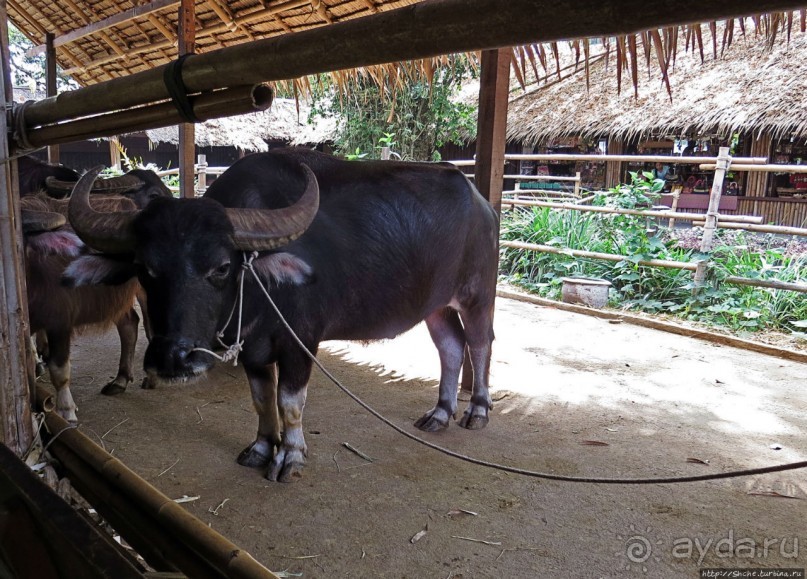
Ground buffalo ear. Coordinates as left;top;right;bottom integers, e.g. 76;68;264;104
62;256;137;287
252;252;314;286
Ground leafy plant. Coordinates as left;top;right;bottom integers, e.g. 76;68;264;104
310;56;477;161
500;175;806;335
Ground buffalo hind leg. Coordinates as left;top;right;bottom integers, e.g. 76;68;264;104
267;350;312;482
238;363;280;468
415;308;466;431
46;330;78;424
101;308;138;395
458;305;494;430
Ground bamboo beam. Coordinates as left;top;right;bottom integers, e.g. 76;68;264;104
26;0;807;133
23;84;273;148
45;32;59;164
700;163;807;173
691;220;807;236
506;198;764;224
502;240;699;271
179;0;196;200
725;277;807;293
505;154;768;164
36;388;279;578
27;0;180;56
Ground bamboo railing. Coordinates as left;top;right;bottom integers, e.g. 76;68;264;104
452;151;807;294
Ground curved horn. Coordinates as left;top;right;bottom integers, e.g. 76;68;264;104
226;163;320;251
47;173;145;194
20;209;66;233
44;176;77;193
68;166;138;253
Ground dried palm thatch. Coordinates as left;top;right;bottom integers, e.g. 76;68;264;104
507;15;807;146
7;0;807;103
143;97;337;150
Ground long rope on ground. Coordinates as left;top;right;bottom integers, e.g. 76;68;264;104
242;254;807;485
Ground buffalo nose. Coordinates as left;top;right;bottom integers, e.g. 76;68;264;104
172;339;193;366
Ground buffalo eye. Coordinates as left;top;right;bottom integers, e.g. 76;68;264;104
207;261;231;283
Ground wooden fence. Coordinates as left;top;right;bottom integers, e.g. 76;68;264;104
453;149;807;294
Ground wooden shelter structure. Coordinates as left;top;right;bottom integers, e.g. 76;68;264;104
3;0;807;573
507;20;807;227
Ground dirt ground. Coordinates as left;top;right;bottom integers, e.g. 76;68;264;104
55;294;805;579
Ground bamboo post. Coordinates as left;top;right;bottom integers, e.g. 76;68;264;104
195;153;207;196
381;146;391;160
178;0;196;200
45;32;59;164
109;136;121;170
0;6;33;456
667;188;681;229
574;171;581;199
693;146;731;289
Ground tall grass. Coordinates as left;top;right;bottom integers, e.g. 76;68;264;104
499;173;807;337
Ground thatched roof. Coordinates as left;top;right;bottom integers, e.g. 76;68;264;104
507;22;807;145
8;0;422;87
144;98;337;150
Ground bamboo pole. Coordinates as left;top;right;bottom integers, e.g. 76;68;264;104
23;84;273;149
18;0;807;134
724;277;807;293
505;198;764;224
505;154;767;164
691;220;807;236
501;240;698;271
501;241;807;293
0;6;33;457
700;163;807;173
36;387;278;579
692;147;731;289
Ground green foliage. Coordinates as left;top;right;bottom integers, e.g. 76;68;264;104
8;24;78;92
500;173;807;336
310;57;477;161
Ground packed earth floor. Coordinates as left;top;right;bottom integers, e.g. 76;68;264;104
55;295;806;578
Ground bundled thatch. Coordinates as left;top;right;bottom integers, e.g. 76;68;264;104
144;98;337;151
507;22;807;145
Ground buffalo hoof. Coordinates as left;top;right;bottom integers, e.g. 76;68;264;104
267;448;306;483
414;407;452;432
101;381;127;396
458;407;489;430
140;376;157;390
237;443;273;468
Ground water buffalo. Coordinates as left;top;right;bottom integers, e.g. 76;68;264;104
21;195;142;422
17;155;80;197
64;148;499;482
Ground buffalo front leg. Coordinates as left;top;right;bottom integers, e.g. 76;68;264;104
238;363;280;469
46;330;78;424
267;351;312;483
458;305;494;430
101;308;138;395
415;308;466;431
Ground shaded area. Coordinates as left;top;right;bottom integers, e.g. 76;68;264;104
54;296;807;577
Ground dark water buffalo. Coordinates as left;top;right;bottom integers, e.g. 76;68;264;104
21;195;142;422
17;155;80;197
64;148;499;481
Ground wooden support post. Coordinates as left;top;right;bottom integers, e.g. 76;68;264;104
45;32;59;163
605;137;624;189
693;146;731;290
0;3;34;456
461;48;511;394
195;153;207;195
109;136;121;170
178;0;196;199
573;171;581;198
